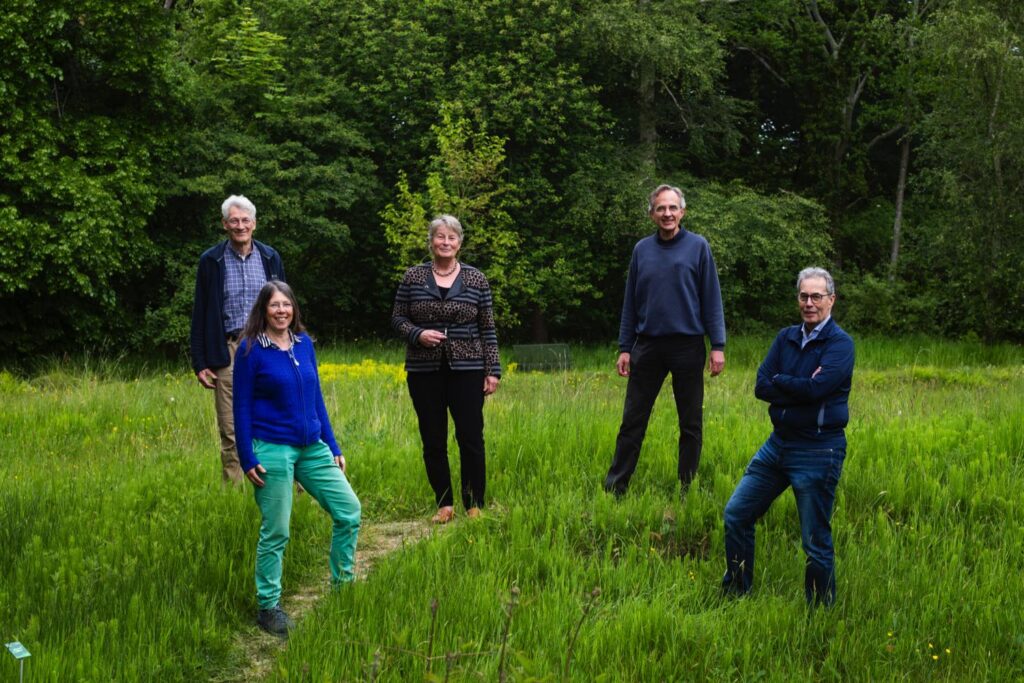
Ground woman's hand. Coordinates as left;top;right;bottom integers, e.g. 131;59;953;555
246;464;267;488
418;329;447;348
483;375;500;396
334;454;347;473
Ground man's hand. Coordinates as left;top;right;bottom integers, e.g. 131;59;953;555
196;368;217;389
616;352;631;377
334;455;347;473
708;350;725;377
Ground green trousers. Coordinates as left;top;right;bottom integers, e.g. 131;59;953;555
252;439;361;609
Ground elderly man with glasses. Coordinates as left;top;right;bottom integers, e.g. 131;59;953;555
190;195;286;484
722;266;854;606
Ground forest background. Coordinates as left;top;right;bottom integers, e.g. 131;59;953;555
2;0;1022;361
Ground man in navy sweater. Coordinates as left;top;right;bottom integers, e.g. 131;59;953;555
604;184;726;497
722;267;854;606
190;195;286;484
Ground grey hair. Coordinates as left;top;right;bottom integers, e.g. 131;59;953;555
427;214;464;246
221;195;257;220
647;184;686;213
797;267;835;295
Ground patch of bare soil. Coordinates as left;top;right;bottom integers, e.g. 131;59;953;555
222;518;433;682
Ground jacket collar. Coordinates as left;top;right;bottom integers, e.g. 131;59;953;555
256;330;301;349
214;239;272;263
785;317;836;345
423;262;466;298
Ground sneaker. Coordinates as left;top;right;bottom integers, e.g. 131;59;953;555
257;605;294;638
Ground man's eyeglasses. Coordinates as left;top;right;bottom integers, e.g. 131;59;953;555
798;292;831;304
226;217;253;227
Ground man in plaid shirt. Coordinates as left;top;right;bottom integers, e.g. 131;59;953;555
190;195;286;484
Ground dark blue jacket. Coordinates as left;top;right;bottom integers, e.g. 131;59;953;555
755;318;854;449
189;240;285;373
232;333;340;473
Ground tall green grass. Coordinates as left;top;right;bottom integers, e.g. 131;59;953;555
1;338;1022;681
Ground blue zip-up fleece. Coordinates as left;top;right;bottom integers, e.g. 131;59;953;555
232;333;340;473
618;229;726;352
754;319;854;450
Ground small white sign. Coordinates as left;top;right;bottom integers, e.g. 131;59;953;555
5;641;31;660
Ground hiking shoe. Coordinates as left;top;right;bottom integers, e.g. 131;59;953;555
257;605;294;638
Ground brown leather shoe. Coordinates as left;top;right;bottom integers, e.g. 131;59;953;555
466;507;482;519
431;506;455;524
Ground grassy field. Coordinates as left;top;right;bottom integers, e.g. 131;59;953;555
1;337;1022;681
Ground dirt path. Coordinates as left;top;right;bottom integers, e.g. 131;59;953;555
223;519;433;682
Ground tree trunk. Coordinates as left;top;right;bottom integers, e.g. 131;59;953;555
638;58;657;168
889;133;910;281
530;307;549;344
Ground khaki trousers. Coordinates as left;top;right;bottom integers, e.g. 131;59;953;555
214;338;244;484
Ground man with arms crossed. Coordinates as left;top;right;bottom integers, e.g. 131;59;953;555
191;195;286;484
604;184;726;498
722;267;854;606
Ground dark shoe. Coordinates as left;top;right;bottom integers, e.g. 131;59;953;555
603;480;626;500
257;605;294;638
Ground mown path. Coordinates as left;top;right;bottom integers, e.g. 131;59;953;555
225;519;433;682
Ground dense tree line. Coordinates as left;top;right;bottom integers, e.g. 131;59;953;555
2;0;1021;360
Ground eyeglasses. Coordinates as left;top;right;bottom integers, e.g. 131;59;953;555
798;292;831;304
226;217;253;227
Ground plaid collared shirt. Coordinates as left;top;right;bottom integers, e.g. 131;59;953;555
223;245;268;335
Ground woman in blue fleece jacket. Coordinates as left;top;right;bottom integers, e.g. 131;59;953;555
233;281;361;638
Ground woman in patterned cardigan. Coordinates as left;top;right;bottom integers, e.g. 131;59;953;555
391;215;502;524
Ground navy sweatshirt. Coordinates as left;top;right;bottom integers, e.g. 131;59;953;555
232;333;340;473
618;228;726;352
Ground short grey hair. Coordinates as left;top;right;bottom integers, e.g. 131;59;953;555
221;195;257;220
797;267;835;295
427;214;464;245
647;184;686;213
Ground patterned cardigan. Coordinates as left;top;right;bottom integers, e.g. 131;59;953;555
391;263;502;377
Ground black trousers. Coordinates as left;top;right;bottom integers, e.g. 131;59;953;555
407;364;487;509
605;335;706;495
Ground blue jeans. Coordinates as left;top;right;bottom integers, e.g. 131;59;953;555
722;437;845;605
252;439;362;609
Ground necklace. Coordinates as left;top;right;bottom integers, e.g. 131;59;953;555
432;260;459;277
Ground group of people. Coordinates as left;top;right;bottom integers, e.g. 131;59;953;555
190;185;853;638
